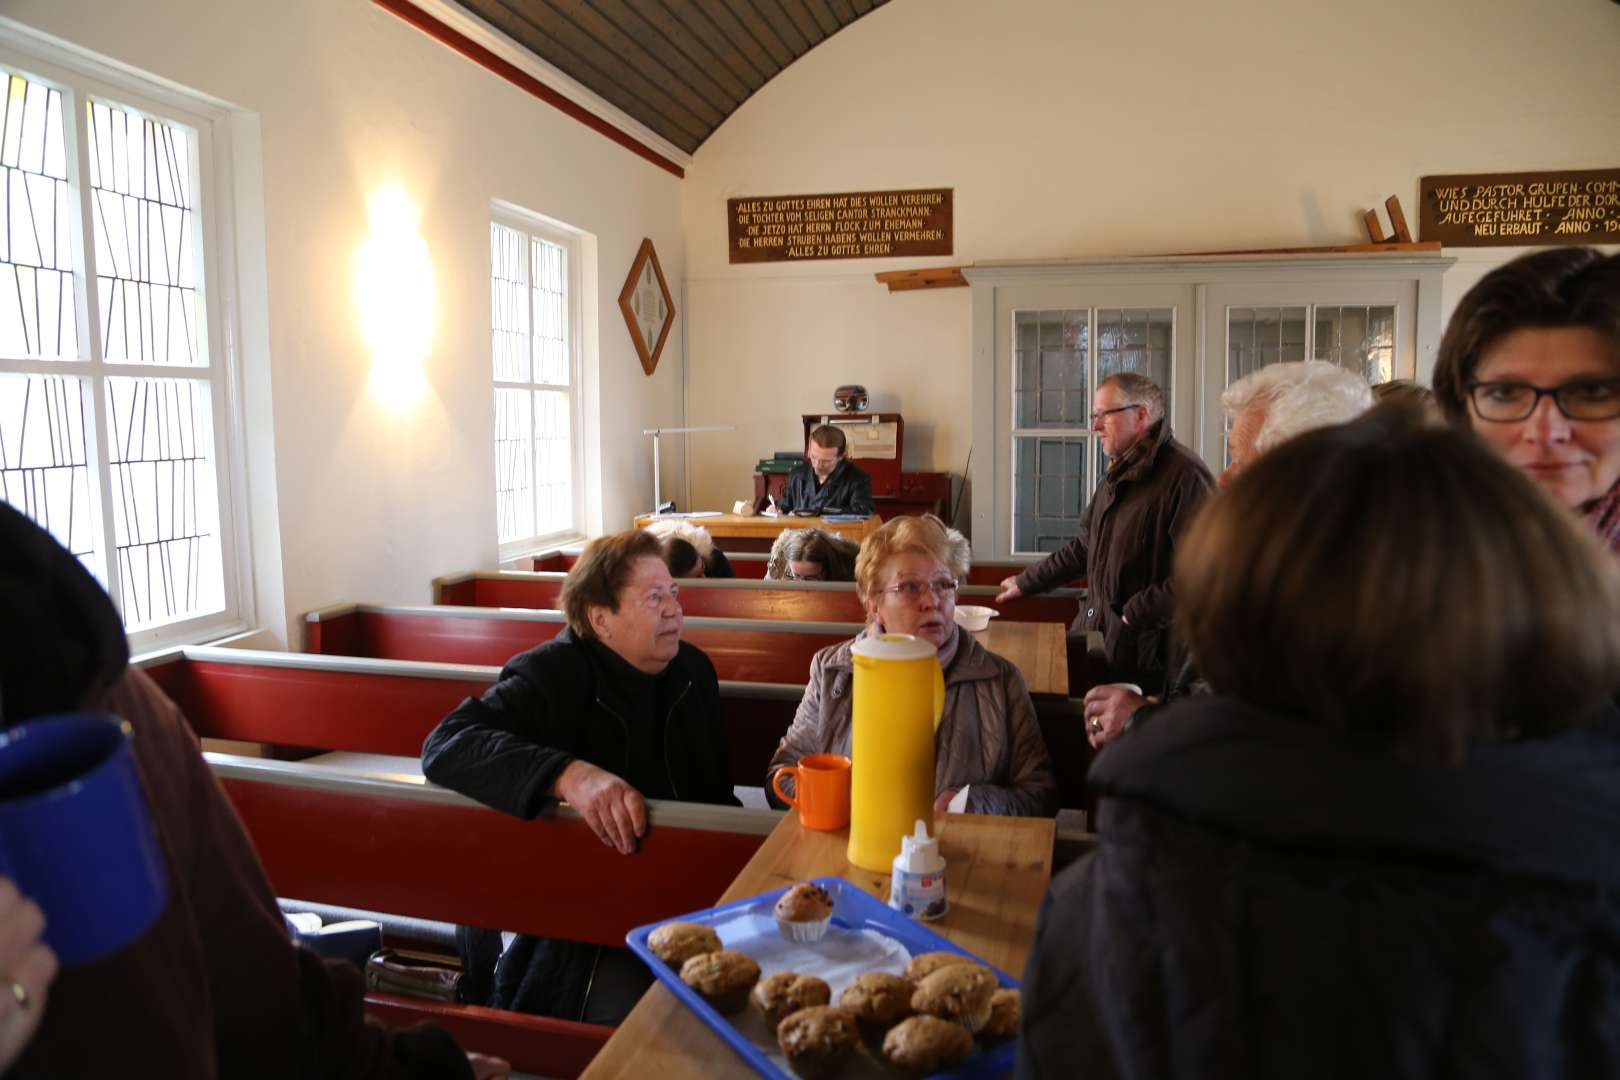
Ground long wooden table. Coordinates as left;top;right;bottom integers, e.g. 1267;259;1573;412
975;621;1068;698
634;512;881;544
581;809;1055;1078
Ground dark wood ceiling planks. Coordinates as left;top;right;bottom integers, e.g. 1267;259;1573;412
451;0;891;154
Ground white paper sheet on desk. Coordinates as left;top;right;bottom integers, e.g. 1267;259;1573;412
708;904;912;1077
946;785;972;814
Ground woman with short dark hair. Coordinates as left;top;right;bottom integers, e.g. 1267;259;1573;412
1017;411;1620;1078
424;529;736;1022
1433;246;1620;549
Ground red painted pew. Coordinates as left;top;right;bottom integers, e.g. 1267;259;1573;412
528;548;1078;588
304;604;859;685
142;647;803;789
435;571;1084;626
208;754;777;1077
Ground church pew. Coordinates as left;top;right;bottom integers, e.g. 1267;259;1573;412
141;647;802;789
208;754;778;1077
528;548;1075;588
303;604;859;685
434;571;1084;626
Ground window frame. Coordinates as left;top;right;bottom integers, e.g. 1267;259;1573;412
490;203;585;561
0;37;255;653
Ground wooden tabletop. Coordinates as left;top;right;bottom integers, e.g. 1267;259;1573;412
580;809;1055;1079
975;621;1068;697
634;512;880;542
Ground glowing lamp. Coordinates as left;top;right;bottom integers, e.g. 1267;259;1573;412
355;187;433;407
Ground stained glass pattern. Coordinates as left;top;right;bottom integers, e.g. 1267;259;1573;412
494;387;533;544
0;372;101;576
534;388;571;537
0;71;77;360
491;223;528;383
1228;307;1308;382
1013;436;1087;554
1315;305;1395;384
88;97;201;367
532;237;567;385
104;376;222;630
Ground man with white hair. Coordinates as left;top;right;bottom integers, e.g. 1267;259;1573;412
1080;361;1373;745
1219;360;1374;486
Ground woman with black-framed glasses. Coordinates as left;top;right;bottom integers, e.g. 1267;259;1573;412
1434;247;1620;549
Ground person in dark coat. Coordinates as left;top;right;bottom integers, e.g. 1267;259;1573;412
1017;410;1620;1080
998;373;1214;702
0;502;503;1078
421;529;737;1022
778;424;875;515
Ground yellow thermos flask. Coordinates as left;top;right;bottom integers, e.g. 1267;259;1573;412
847;633;946;873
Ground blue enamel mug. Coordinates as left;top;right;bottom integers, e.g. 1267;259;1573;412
0;712;169;965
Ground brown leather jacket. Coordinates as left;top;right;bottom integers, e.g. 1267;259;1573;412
1015;419;1213;696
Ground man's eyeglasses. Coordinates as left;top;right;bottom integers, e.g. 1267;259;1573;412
1092;403;1143;427
1467;379;1620;423
880;577;959;602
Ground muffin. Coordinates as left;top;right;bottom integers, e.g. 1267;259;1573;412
836;970;915;1047
647;921;721;968
911;963;997;1032
983;986;1021;1039
882;1014;975;1075
775;1005;860;1079
679;949;761;1015
751;971;831;1030
903;950;975;983
773;882;835;943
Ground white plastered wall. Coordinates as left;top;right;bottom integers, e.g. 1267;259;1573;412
682;0;1620;520
3;0;687;645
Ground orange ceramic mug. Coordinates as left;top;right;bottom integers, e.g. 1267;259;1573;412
771;753;852;831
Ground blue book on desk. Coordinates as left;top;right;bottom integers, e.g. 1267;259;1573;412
821;514;869;523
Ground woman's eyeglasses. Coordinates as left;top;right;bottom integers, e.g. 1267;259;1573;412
881;577;959;602
1467;379;1620;422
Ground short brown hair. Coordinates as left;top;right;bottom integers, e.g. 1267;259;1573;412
1432;247;1620;426
559;529;663;638
808;424;847;456
1176;409;1620;764
1099;372;1165;421
854;514;970;606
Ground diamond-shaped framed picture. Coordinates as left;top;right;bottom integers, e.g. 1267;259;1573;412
619;238;675;376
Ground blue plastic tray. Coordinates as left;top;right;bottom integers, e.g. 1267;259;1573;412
626;876;1019;1079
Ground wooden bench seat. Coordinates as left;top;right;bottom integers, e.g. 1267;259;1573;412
142;647;802;789
436;571;1084;626
303;604;859;684
208;754;778;1077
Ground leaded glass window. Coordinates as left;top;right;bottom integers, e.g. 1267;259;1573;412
0;59;232;641
492;216;579;551
1011;307;1174;554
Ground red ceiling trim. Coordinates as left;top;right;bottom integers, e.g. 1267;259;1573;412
371;0;686;179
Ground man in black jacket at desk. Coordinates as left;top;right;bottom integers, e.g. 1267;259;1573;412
779;424;874;515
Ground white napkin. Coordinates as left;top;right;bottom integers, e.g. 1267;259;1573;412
946;785;972;814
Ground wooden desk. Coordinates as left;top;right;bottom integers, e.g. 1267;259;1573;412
581;810;1055;1079
976;621;1068;697
635;513;881;545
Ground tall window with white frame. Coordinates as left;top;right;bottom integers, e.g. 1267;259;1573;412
491;215;580;555
0;61;234;641
1010;307;1172;553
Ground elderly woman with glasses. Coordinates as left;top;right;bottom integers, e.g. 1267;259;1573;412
1433;247;1620;549
766;515;1059;817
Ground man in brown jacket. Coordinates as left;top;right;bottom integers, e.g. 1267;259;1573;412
997;373;1213;708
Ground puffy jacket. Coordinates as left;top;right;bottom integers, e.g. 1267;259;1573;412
1017;695;1620;1080
766;628;1059;817
1015;419;1213;695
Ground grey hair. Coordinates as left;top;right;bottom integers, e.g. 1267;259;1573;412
1222;361;1373;456
1099;372;1166;422
641;518;715;558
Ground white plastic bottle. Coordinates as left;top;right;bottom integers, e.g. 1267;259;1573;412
888;819;947;921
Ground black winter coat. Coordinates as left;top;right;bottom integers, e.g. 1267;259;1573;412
1017;696;1620;1080
421;628;737;1019
1015;419;1212;695
779;458;874;515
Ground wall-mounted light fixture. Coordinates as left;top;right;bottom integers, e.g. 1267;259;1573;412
355;186;433;408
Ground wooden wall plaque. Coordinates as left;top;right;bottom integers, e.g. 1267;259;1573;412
728;188;952;264
1420;168;1620;247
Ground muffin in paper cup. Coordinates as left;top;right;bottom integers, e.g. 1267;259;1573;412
773;881;837;943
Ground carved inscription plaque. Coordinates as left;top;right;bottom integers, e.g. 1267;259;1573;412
1420;168;1620;247
728;188;953;264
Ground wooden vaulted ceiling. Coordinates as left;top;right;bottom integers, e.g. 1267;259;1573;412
451;0;892;155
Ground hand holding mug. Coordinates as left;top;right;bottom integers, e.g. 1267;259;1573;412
0;877;57;1072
